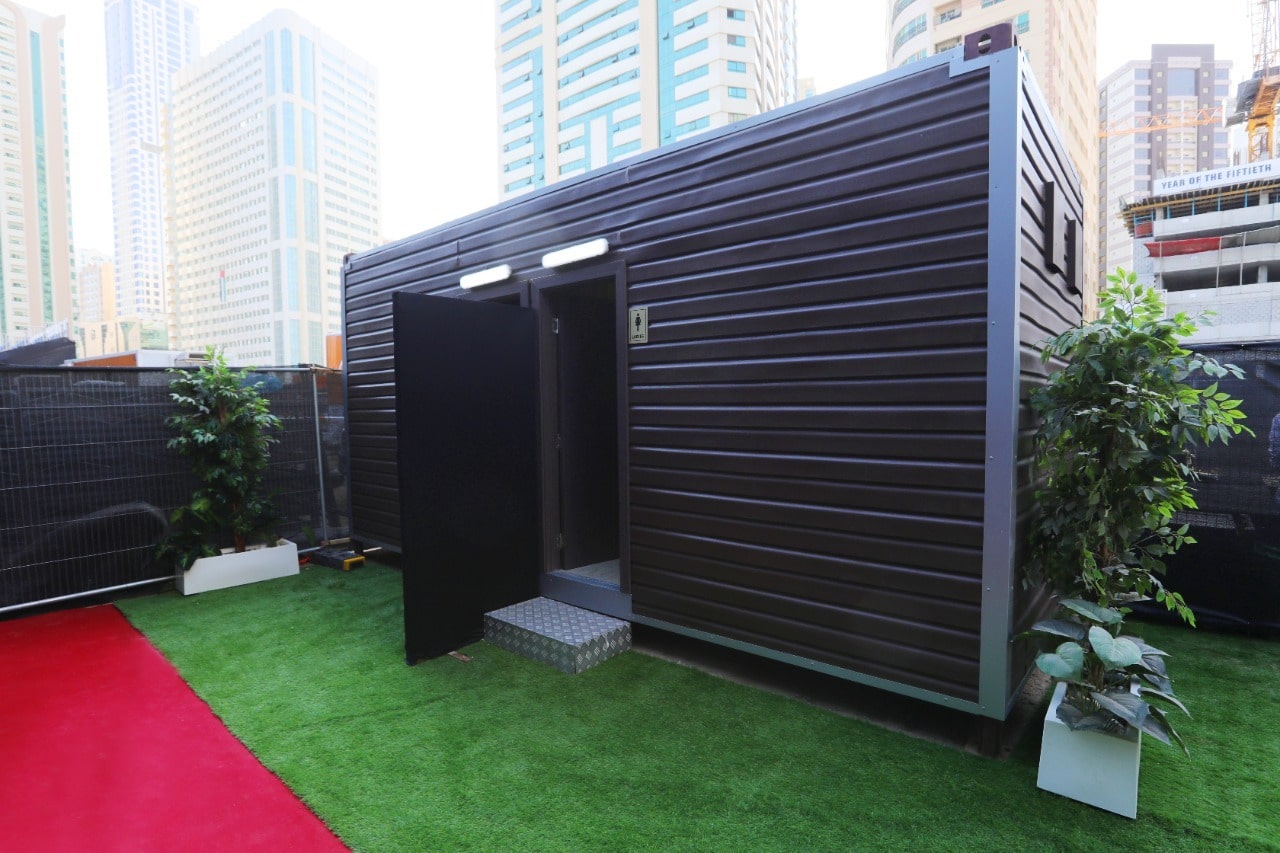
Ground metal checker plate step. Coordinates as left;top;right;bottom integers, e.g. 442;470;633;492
484;597;631;675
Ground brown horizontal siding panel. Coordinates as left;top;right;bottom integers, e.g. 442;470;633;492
623;66;982;183
629;377;986;406
348;440;395;463
634;563;979;656
343;261;462;304
630;425;985;463
628;200;988;284
345;340;394;362
651;260;990;322
344;404;395;423
631;506;983;574
347;381;397;400
353;464;399;489
630;486;983;548
632;545;980;630
629;232;989;303
346;281;460;316
629;464;984;518
630;404;986;433
345;326;396;349
631;526;981;602
615;143;990;267
622;167;989;263
630;347;987;384
347;355;394;376
630;446;982;489
344;237;459;281
446;75;991;260
631;585;980;699
355;86;993;305
350;489;402;516
1018;273;1079;341
1020;87;1084;214
651;290;987;343
629;319;989;364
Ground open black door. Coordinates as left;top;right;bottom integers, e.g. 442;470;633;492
393;291;539;662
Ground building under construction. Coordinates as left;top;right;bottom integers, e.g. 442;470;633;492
1120;159;1280;343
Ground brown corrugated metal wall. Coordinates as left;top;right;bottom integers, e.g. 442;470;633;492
1007;68;1087;697
343;45;1080;710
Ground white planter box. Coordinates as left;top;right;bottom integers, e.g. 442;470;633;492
1037;682;1142;819
177;540;299;595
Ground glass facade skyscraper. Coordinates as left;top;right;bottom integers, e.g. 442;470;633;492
104;0;199;348
497;0;797;199
167;10;380;365
0;1;75;346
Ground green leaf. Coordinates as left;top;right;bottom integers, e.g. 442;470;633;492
1090;689;1149;730
1137;685;1190;717
1036;642;1085;680
1027;619;1087;641
1061;599;1124;625
1089;626;1144;668
1143;705;1190;757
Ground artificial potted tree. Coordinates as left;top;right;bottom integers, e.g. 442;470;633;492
1026;269;1251;817
161;347;297;594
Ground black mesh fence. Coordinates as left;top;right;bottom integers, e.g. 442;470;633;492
0;367;348;612
1153;344;1280;630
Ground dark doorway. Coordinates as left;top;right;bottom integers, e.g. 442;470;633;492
540;273;620;581
393;291;539;662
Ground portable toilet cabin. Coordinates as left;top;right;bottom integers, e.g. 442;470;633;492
342;27;1083;722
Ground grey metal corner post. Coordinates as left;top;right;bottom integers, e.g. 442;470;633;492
309;367;330;545
976;46;1025;718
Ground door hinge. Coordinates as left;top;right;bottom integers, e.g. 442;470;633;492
555;433;562;449
551;317;560;334
555;532;564;549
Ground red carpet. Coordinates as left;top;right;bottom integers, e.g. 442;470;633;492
0;605;348;852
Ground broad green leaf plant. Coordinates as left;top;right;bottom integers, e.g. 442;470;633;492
1026;268;1252;753
160;347;283;571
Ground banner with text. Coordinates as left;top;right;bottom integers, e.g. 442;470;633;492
1153;159;1280;197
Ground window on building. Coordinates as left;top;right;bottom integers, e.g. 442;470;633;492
981;0;1005;6
1014;12;1029;34
893;15;927;52
728;60;746;72
728;34;746;47
891;0;917;17
727;9;745;20
1168;68;1195;96
897;49;927;67
728;87;747;98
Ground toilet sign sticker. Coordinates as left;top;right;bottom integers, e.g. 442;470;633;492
628;306;648;344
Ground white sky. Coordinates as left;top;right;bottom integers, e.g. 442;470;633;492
26;0;1258;256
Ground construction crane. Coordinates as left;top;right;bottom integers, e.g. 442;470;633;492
1098;107;1225;138
1229;0;1280;161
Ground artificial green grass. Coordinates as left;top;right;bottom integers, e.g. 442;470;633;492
117;564;1280;851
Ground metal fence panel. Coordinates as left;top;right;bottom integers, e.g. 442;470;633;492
0;366;348;612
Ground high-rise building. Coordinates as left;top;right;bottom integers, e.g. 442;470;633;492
104;0;199;349
497;0;797;199
1098;46;1232;283
887;0;1099;307
74;250;126;357
167;10;380;365
0;1;75;346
